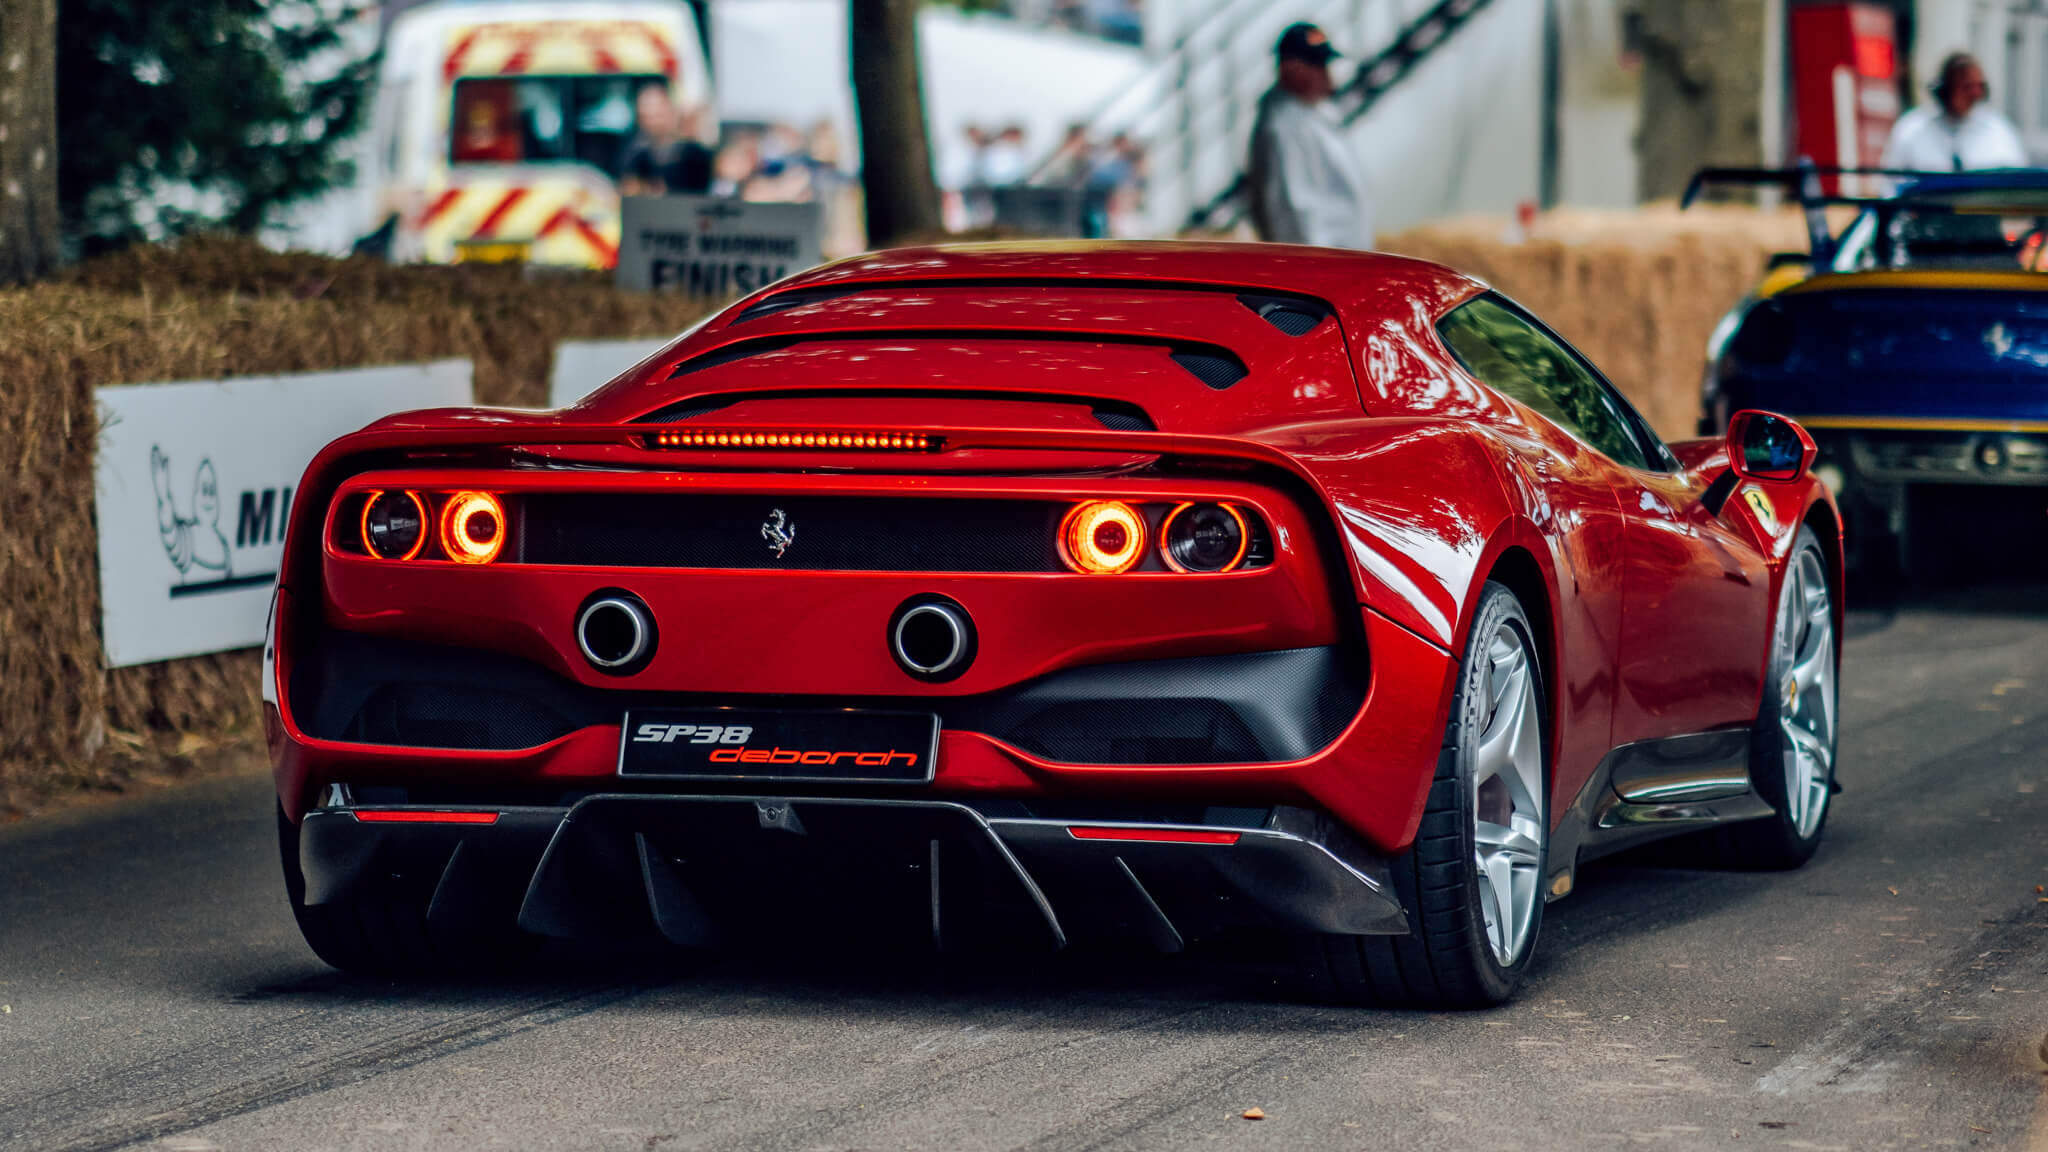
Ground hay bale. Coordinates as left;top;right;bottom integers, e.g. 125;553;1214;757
1;238;726;812
1386;205;1805;439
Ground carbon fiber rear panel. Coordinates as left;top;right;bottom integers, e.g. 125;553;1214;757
518;494;1067;573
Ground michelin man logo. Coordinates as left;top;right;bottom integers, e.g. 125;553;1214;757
151;445;232;582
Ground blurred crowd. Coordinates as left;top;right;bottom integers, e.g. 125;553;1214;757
609;81;862;254
1001;0;1145;46
943;122;1147;237
614;83;851;208
616;85;1153;244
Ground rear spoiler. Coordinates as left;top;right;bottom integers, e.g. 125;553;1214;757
1682;163;2048;264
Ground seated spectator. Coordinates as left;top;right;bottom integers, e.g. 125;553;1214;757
617;81;714;196
711;131;762;198
979;125;1030;187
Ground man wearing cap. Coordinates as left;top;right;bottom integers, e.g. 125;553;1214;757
1880;52;2027;172
1247;23;1373;249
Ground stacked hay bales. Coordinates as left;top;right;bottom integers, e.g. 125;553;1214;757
0;240;724;810
1383;205;1807;439
0;214;1800;811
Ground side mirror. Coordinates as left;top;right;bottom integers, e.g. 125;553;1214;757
1727;409;1815;483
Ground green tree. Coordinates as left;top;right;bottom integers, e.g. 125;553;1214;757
57;0;374;249
0;0;62;284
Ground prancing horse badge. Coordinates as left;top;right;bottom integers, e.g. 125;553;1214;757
761;509;796;558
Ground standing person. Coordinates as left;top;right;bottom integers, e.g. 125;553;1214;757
1041;124;1094;188
1881;52;2028;172
1084;131;1140;238
617;81;715;196
1247;23;1372;249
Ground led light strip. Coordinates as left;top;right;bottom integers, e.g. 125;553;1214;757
646;429;944;451
1067;826;1241;845
353;810;501;825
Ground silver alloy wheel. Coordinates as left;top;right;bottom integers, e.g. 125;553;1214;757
1776;545;1837;839
1471;621;1545;968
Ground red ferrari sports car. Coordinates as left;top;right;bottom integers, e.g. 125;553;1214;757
266;242;1842;1006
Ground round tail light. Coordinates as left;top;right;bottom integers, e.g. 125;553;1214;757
360;490;427;560
440;491;506;565
1161;503;1249;573
1059;500;1145;574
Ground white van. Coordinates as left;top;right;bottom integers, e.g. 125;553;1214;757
362;0;711;267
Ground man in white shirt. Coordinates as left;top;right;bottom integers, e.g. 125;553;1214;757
1247;23;1373;249
1881;52;2029;172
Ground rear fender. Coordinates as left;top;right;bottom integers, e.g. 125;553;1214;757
1259;418;1532;654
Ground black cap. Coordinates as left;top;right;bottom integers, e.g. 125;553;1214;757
1276;22;1339;65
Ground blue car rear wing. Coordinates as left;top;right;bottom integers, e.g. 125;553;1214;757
1682;163;2048;266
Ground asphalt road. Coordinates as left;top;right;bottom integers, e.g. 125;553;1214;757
3;591;2046;1152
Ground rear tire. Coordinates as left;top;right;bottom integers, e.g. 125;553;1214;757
1296;582;1548;1008
278;804;534;977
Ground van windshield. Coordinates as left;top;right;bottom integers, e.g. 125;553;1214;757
451;75;664;174
1833;187;2048;273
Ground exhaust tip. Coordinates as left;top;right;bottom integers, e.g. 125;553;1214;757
890;597;975;682
576;593;656;675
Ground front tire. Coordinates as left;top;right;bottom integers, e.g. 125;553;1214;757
1720;525;1839;868
1297;582;1548;1007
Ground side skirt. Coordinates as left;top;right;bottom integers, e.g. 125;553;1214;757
1544;729;1777;900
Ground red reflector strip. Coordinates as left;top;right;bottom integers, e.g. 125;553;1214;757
352;810;501;825
1067;826;1241;845
645;429;943;452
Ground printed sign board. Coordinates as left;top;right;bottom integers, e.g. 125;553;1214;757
549;338;674;408
94;361;473;668
616;196;824;296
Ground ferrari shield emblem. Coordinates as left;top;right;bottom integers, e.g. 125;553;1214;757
1741;488;1780;535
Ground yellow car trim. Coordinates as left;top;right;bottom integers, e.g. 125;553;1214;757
1755;264;1812;298
1779;270;2048;294
1798;415;2048;434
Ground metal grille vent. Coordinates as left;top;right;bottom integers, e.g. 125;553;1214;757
1170;350;1249;390
731;286;866;325
1237;294;1328;336
1092;407;1154;431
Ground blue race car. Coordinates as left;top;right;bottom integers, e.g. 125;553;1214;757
1693;167;2048;575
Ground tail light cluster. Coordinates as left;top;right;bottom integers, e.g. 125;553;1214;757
328;486;1265;575
1057;500;1265;575
338;489;508;564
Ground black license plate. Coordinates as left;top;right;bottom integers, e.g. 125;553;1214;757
618;708;939;783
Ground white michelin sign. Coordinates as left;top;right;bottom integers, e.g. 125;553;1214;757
94;360;474;668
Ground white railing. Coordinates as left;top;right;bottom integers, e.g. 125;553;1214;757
1029;0;1482;235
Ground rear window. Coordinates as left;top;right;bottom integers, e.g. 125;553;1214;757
451;75;660;173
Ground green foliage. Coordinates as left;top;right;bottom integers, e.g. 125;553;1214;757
57;0;375;249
